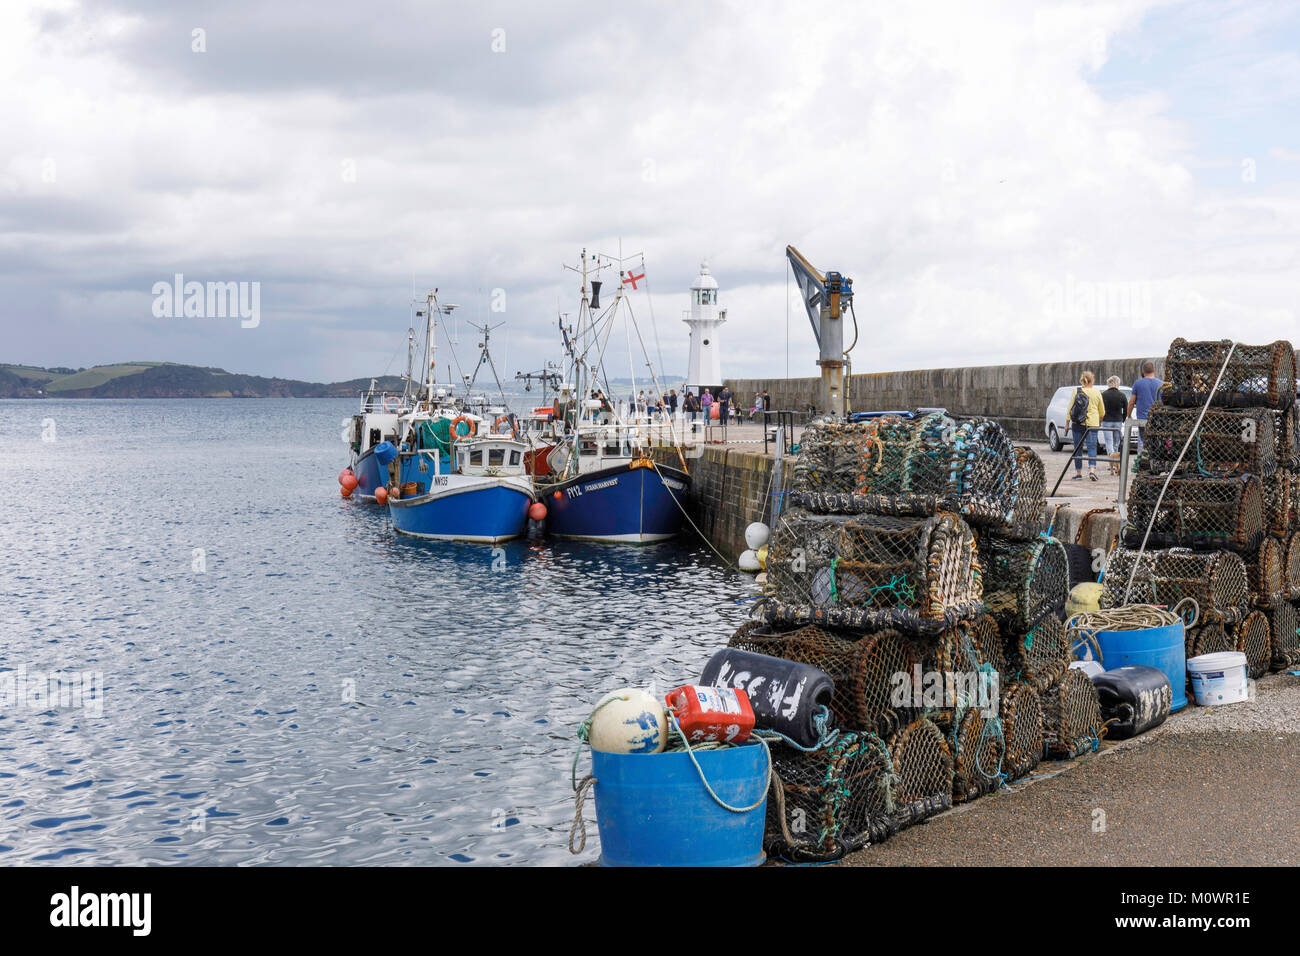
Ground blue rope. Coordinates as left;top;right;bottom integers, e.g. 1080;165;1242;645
754;705;838;753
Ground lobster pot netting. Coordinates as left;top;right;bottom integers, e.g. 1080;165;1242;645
886;718;954;826
971;613;1007;681
1276;407;1300;470
765;732;897;862
1162;338;1296;410
1261;471;1293;539
1002;446;1047;541
1232;610;1272;680
1265;601;1300;670
1187;622;1234;659
1004;615;1070;692
1287;532;1300;599
728;623;919;738
1123;474;1265;553
758;509;983;635
1041;669;1104;760
979;536;1069;634
787;415;1019;531
1101;546;1248;623
1246;536;1286;606
1142;406;1277;477
910;623;998;733
1000;682;1044;782
950;707;1006;803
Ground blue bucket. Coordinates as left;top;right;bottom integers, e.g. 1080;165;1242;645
373;441;398;466
1073;621;1187;712
592;742;768;867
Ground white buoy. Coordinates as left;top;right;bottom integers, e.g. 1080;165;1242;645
738;549;761;572
588;689;667;754
744;522;770;551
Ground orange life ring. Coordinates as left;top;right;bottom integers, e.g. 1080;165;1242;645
383;396;401;413
450;415;477;439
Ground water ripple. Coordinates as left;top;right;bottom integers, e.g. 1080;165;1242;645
0;399;752;864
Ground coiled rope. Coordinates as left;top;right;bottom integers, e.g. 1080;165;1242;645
1064;600;1196;667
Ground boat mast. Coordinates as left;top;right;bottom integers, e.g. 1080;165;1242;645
403;327;415;406
423;290;437;407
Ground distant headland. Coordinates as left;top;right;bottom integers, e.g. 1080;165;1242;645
0;362;404;399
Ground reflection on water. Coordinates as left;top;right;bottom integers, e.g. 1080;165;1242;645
0;399;752;864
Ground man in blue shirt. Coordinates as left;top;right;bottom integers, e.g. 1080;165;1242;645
1127;361;1163;443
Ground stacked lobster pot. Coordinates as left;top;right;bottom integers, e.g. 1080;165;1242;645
1120;338;1300;676
976;450;1085;765
739;412;1084;862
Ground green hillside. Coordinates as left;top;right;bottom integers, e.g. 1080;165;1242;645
1;364;62;384
42;363;163;392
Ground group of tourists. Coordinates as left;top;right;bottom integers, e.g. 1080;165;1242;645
608;386;773;424
1068;361;1163;481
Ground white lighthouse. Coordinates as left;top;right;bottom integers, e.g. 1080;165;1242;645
684;261;725;389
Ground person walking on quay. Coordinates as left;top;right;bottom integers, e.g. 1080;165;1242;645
718;385;732;426
701;388;713;421
667;389;678;417
1127;360;1163;445
1069;370;1105;481
1101;374;1127;473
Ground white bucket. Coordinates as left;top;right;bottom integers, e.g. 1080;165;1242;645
1187;652;1249;706
1069;660;1104;679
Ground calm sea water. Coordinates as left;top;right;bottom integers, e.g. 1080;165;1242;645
0;399;752;865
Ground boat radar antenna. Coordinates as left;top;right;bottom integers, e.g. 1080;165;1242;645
466;319;511;407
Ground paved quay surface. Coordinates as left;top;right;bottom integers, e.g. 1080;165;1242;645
836;673;1300;867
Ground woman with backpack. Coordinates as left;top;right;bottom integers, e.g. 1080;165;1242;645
1070;370;1106;481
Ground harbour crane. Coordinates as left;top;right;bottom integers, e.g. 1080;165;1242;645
785;245;858;418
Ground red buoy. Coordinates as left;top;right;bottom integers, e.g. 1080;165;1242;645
340;486;353;498
552;491;562;500
338;468;353;485
528;502;547;521
341;472;358;492
375;486;388;505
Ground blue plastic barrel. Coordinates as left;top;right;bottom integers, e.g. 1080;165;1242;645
592;743;768;867
373;441;397;466
1082;622;1187;712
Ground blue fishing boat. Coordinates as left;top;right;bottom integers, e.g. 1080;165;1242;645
345;381;403;501
388;428;535;543
384;291;538;544
543;459;689;543
534;249;693;543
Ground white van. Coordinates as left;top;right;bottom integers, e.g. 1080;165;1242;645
1044;384;1132;451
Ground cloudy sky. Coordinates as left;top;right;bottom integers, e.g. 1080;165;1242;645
2;0;1298;383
